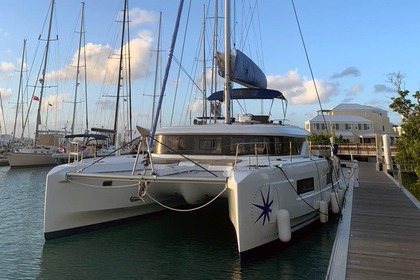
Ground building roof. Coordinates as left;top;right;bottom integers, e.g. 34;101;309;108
333;103;386;112
307;114;371;123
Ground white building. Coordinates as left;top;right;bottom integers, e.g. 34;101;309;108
304;103;395;143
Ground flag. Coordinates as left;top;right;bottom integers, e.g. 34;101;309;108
33;96;39;101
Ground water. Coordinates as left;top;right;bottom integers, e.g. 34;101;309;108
0;166;338;279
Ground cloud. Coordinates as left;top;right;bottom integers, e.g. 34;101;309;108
128;8;156;26
330;67;361;79
267;69;339;105
95;98;115;111
0;61;14;72
347;84;363;96
374;84;394;93
40;92;70;113
0;87;12;100
46;30;154;84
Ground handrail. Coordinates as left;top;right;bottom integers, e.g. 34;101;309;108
233;142;270;169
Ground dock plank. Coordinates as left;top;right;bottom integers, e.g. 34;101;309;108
346;162;420;280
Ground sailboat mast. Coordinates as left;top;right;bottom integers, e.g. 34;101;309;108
149;0;184;147
113;0;128;144
201;4;207;123
12;39;26;144
211;0;218;123
0;92;6;135
126;4;133;143
35;0;55;145
151;12;162;128
223;0;232;124
71;1;86;135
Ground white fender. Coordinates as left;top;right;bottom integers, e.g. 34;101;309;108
277;209;291;242
331;192;340;214
320;200;328;223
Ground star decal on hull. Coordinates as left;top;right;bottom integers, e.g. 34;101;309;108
253;187;273;225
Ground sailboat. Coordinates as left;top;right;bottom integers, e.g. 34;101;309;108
7;0;65;168
44;0;355;258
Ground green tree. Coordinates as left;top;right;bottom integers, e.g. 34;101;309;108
388;72;420;192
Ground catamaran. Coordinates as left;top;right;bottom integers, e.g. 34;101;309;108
44;0;354;258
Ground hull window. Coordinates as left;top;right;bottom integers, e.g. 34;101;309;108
296;177;314;194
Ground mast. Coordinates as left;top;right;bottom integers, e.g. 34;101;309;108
35;0;55;145
71;1;86;135
151;12;162;128
149;0;184;146
126;2;133;143
0;92;6;135
223;0;232;124
201;4;207;123
12;39;27;144
211;0;218;123
113;0;128;144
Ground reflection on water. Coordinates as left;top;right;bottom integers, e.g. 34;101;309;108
39;203;241;280
0;166;338;280
38;202;338;280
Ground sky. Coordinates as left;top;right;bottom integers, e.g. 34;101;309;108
0;0;419;139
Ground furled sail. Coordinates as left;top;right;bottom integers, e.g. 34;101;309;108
216;49;267;89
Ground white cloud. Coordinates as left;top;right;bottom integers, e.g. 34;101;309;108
189;99;203;114
0;88;12;100
0;61;14;72
267;69;338;105
46;31;153;84
41;93;70;113
128;8;156;26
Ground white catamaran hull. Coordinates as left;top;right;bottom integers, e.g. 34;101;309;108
44;153;345;256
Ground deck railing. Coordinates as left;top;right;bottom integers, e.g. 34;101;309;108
310;143;397;157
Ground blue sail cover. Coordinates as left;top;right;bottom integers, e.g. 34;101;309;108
216;49;267;89
208;88;286;101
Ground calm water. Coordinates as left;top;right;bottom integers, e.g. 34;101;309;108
0;165;338;280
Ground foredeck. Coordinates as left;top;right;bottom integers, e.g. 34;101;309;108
327;162;420;279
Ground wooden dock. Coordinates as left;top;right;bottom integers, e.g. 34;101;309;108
326;162;420;280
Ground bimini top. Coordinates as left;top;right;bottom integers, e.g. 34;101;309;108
207;88;286;101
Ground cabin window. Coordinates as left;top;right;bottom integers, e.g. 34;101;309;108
296;178;314;194
154;135;305;156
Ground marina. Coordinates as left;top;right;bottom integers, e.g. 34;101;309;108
0;0;419;278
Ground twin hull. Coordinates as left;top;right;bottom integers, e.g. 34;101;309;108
44;156;334;255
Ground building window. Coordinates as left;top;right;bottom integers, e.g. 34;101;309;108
333;123;340;130
363;124;370;130
355;124;362;130
313;123;320;130
345;124;351;130
305;123;310;130
321;123;326;130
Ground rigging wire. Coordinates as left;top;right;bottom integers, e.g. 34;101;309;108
170;0;192;126
290;0;330;137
